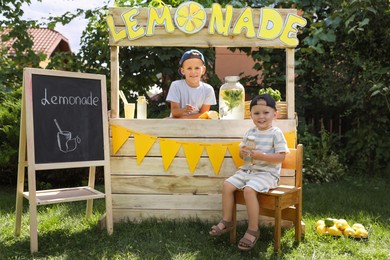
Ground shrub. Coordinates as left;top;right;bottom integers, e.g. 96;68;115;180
300;128;347;183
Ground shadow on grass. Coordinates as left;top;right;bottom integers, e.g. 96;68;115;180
2;217;302;259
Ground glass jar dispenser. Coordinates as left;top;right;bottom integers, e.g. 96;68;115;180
219;76;245;120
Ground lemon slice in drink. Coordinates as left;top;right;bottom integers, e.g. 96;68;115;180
175;2;206;34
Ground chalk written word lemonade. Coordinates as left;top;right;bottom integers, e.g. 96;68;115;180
107;2;307;47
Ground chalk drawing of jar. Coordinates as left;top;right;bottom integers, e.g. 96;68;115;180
54;119;81;153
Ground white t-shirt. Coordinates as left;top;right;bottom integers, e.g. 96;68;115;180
166;80;216;114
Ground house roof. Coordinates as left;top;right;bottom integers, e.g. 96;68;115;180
1;27;71;57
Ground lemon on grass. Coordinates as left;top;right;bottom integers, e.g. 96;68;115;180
354;228;368;238
175;2;206;34
315;220;325;228
336;219;349;231
327;225;343;236
343;227;355;237
316;224;327;235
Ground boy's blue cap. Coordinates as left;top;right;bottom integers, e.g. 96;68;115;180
178;49;205;76
250;94;277;111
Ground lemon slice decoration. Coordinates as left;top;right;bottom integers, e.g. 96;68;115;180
174;1;206;34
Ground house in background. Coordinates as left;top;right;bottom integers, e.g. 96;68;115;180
1;28;71;68
215;47;261;84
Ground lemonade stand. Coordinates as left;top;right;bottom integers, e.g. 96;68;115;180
107;2;306;223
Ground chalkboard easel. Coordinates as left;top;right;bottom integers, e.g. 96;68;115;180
15;68;113;253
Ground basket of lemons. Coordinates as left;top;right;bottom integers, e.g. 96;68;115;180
315;218;369;240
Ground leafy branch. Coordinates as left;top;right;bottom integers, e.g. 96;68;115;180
222;89;243;112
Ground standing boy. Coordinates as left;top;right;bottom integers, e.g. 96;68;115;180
166;49;216;118
209;94;289;251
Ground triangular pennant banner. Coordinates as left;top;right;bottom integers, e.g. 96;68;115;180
182;142;204;174
227;142;243;168
111;124;133;154
205;144;228;175
133;132;157;165
159;138;182;171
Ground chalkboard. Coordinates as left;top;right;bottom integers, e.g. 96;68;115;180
26;70;107;165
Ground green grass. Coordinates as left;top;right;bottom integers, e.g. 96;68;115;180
1;177;390;259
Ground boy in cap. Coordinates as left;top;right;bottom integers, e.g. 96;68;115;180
209;94;289;251
166;49;216;118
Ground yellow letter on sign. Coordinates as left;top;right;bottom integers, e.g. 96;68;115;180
257;8;283;40
106;15;127;42
208;4;233;36
147;6;175;35
232;7;256;38
123;8;145;40
279;14;307;46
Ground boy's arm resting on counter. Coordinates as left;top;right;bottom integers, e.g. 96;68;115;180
170;102;210;119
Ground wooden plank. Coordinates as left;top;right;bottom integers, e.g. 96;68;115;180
111;137;241;156
109;118;297;137
110;157;295;177
111;175;295;195
109;30;290;48
111;175;225;194
23;187;105;205
286;48;295;119
113;194;222;210
112;209;292;227
110;157;236;176
108;8;296;27
110;46;120;118
108;8;297;48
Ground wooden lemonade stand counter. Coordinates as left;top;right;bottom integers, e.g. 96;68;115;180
110;118;297;223
107;3;306;223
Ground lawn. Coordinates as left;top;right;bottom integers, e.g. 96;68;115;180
1;177;389;259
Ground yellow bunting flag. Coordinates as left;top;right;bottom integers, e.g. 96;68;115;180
111;124;133;154
159;138;181;171
227;142;243;168
205;144;228;175
284;130;297;148
182;142;204;174
133;132;157;165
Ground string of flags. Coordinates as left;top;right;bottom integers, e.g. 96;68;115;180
111;124;297;175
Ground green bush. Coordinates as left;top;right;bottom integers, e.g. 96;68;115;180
0;89;21;185
299;128;347;183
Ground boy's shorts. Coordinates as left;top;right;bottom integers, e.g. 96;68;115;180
226;169;278;193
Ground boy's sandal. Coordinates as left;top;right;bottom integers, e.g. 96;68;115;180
209;220;234;236
238;229;260;251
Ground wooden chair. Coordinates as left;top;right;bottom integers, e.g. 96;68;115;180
230;144;304;253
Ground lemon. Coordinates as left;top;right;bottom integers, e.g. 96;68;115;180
208;111;219;120
343;227;355;237
199;112;209;119
315;220;325;228
174;2;206;34
336;219;349;231
354;228;368;238
316;224;327;235
199;111;219;119
327;225;343;236
324;218;334;227
352;223;365;230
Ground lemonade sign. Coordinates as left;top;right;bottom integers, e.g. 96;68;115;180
107;2;307;47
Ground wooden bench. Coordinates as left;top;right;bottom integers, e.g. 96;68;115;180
230;144;304;253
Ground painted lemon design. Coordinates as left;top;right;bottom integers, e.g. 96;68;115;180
175;2;206;34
